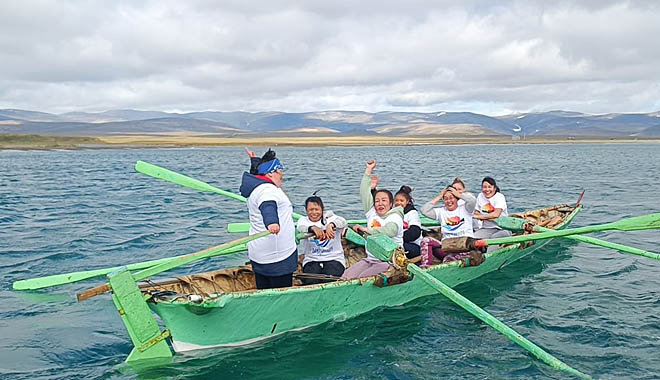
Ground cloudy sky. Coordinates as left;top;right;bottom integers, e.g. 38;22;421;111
1;0;659;115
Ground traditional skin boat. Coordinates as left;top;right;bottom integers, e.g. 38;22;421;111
14;161;660;378
112;203;581;359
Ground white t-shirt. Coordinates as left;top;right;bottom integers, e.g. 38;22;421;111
365;208;403;260
246;183;296;264
436;206;474;240
403;209;423;246
296;213;346;267
475;192;508;229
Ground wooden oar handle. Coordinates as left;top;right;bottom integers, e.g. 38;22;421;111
77;283;110;301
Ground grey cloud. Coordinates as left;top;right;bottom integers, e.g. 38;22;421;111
0;0;659;114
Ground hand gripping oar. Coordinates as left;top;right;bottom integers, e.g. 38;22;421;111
135;160;306;219
76;231;269;301
464;213;660;250
496;216;660;261
407;264;592;379
12;245;247;291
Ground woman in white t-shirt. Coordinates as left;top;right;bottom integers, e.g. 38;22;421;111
297;195;347;284
419;186;476;267
240;148;297;290
473;176;512;240
342;160;404;279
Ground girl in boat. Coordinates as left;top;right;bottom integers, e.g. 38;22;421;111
371;179;422;260
472;176;512;240
419;185;476;266
394;186;422;260
240;148;297;289
296;195;347;284
342;160;404;279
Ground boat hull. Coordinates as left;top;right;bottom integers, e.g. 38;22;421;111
149;205;581;352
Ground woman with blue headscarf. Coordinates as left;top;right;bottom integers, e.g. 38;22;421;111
240;147;297;289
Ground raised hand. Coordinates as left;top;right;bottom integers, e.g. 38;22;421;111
365;160;377;175
244;147;256;158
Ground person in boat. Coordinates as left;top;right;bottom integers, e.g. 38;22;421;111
394;186;422;260
240;147;297;289
451;177;467;201
296;194;347;284
472;176;512;240
419;185;476;267
370;179;422;260
342;160;404;279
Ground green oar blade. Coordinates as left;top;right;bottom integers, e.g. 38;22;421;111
227;222;251;233
610;212;660;231
407;264;592;379
494;216;527;232
135;161;247;202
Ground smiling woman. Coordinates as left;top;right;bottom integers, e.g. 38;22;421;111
296;195;348;284
342;160;404;279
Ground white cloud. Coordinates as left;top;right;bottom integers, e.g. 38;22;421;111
0;0;659;114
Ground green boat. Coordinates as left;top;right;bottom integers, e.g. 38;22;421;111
119;203;581;357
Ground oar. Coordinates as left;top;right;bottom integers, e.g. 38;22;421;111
227;217;441;234
470;213;660;249
135;160;248;203
407;264;592;379
496;216;660;261
135;160;305;220
12;245;247;291
77;231;270;301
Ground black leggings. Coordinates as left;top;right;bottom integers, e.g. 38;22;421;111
254;272;293;290
302;260;345;285
404;242;421;259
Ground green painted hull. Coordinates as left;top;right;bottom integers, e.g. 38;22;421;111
149;206;582;352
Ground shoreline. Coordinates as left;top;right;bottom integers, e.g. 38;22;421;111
2;133;659;150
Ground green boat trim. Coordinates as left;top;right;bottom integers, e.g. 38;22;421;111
130;203;581;354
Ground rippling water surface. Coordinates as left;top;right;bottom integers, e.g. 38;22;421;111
1;144;659;379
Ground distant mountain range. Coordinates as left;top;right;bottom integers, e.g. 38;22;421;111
1;108;659;137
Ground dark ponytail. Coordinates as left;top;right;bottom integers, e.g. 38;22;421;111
395;185;414;205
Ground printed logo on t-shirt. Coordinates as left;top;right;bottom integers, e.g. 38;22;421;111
371;220;382;228
480;203;495;214
403;221;409;229
443;216;465;231
311;237;332;254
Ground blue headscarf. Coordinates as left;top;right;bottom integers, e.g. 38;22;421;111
257;158;284;175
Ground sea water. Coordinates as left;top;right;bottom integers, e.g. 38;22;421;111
1;143;659;379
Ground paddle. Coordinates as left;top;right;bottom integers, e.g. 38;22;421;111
12;245;247;291
496;216;660;261
470;213;660;249
407;264;592;379
135;160;305;220
228;216;441;233
77;231;270;301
